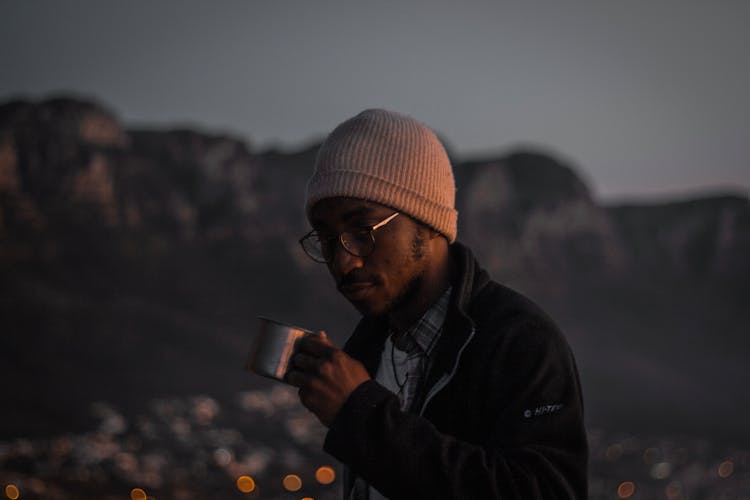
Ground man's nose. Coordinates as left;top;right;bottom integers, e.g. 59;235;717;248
329;242;364;277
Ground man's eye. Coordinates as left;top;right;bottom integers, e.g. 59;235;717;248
347;231;372;245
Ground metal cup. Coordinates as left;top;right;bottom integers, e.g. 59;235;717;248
245;317;317;383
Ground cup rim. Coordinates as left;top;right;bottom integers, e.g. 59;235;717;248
257;316;316;334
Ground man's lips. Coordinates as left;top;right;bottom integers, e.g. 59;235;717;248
338;281;376;300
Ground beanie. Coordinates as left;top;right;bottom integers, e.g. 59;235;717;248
305;109;458;243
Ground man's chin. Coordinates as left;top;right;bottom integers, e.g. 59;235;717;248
346;296;390;318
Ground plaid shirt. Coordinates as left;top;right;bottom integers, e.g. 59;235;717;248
354;287;452;500
381;286;451;412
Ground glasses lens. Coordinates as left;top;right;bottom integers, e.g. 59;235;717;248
301;233;328;263
301;230;376;263
341;231;374;257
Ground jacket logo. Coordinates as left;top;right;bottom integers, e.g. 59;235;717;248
523;404;564;419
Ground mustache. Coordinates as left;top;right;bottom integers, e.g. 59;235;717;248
337;271;381;289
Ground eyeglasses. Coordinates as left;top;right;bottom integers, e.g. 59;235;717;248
299;212;400;263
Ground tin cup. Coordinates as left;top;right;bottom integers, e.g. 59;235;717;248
245;317;318;383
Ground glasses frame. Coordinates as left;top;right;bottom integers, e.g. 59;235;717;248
299;212;400;263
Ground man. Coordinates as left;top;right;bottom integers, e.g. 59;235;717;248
286;109;588;499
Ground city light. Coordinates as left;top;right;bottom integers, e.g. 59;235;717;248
130;487;147;500
315;465;336;485
665;480;683;500
5;485;20;500
617;481;635;498
0;396;747;499
236;475;256;493
283;474;302;492
650;461;672;480
213;447;233;467
642;447;659;465
718;460;734;478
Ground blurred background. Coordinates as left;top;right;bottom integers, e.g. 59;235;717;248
1;1;748;499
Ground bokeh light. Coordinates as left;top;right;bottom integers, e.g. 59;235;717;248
130;487;147;500
315;466;336;485
650;461;672;480
718;460;734;478
213;447;234;467
606;443;623;461
236;475;256;493
283;474;302;492
665;481;683;500
617;481;635;498
643;447;660;465
5;484;20;500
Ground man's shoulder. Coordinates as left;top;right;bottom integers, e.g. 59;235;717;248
459;278;581;392
471;278;554;325
450;243;566;347
464;275;568;354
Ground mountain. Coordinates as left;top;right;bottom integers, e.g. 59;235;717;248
456;152;628;292
1;96;748;443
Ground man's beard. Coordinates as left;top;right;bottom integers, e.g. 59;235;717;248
375;227;427;318
384;271;424;318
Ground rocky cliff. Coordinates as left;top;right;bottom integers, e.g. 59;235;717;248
1;97;748;441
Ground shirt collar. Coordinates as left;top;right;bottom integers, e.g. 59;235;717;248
390;286;452;355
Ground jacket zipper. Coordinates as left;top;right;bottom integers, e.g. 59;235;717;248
418;327;476;416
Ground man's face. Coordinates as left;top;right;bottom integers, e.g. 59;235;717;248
309;197;430;318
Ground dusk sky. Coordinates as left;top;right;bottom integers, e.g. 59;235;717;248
1;1;748;201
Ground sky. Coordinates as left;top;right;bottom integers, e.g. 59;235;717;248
1;0;748;201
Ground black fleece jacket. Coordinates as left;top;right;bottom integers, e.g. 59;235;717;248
323;243;588;499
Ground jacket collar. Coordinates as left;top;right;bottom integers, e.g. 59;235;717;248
343;242;490;378
428;242;489;377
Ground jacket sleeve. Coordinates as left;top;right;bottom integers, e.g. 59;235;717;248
323;320;588;500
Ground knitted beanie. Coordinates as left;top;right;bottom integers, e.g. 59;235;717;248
305;109;458;243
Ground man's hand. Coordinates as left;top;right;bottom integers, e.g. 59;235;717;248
285;332;370;427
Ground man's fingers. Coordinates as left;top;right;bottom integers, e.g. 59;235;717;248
286;353;334;386
297;334;336;357
292;352;321;371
